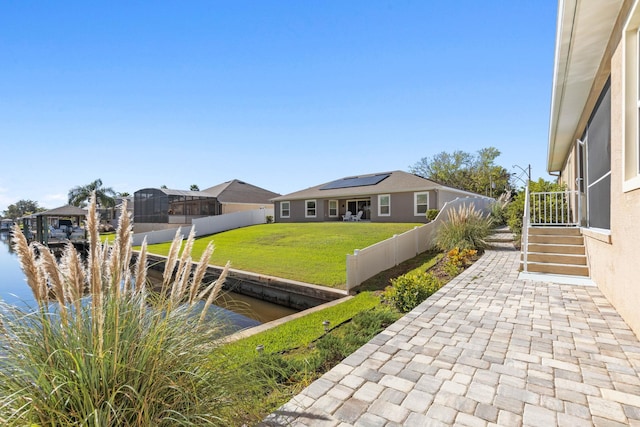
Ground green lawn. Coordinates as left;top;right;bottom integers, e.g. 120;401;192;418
144;222;421;287
222;292;382;364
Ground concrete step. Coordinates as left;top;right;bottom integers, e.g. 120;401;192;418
522;252;587;265
489;243;516;250
492;226;513;234
487;234;515;243
520;261;589;277
487;227;515;243
521;226;589;278
526;243;585;255
528;227;582;236
528;234;584;245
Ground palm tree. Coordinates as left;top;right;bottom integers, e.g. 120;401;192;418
68;179;116;208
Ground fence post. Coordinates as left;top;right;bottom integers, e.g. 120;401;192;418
346;249;359;292
393;235;398;266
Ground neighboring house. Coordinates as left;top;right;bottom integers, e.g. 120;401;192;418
547;1;640;334
271;170;490;223
133;179;280;233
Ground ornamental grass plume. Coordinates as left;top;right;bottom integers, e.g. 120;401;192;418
435;203;493;252
0;193;234;426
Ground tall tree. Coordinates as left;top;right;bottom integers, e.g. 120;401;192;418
68;179;116;208
2;200;44;219
409;147;511;196
410;150;472;190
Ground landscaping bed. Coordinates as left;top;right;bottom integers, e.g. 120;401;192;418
213;247;480;424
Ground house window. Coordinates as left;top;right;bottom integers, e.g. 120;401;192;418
623;9;640;191
280;201;290;218
378;194;390;216
328;200;338;217
414;192;429;216
305;200;316;218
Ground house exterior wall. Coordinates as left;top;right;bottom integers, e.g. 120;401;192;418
370;192;429;223
221;203;274;215
274;190;439;223
587;39;640;337
557;9;640;337
436;189;463;208
275;199;326;222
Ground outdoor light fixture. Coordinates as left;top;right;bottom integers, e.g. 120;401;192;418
323;320;330;333
512;164;531;186
256;344;264;354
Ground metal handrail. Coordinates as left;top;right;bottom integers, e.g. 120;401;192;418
522;185;530;272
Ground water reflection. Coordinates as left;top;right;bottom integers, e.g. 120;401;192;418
0;231;296;331
0;231;35;307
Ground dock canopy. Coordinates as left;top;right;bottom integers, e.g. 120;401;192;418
34;204;87;244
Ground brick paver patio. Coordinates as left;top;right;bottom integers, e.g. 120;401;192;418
262;248;640;426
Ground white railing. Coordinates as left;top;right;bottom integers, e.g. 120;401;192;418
522;185;530;272
529;191;579;226
132;208;273;246
522;189;580;273
345;196;494;291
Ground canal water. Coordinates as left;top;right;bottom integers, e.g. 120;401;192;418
0;231;296;332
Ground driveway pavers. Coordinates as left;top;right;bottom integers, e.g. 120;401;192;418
262;247;640;426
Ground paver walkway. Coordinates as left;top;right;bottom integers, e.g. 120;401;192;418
262;248;640;426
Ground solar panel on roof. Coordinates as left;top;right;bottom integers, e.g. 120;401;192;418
320;173;390;190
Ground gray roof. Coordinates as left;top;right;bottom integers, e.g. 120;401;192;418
36;205;88;217
202;179;280;204
271;170;484;201
136;180;279;204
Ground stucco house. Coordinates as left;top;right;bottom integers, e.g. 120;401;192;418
134;179;280;233
271;170;490;223
546;0;640;336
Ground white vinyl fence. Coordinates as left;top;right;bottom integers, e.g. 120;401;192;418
345;197;493;291
132;208;274;246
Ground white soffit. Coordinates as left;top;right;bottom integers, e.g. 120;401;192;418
548;0;623;172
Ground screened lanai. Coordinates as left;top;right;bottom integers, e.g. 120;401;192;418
133;188;220;224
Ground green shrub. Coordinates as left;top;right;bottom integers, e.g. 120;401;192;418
489;193;510;226
443;258;461;276
265;215;274;224
315;306;400;368
443;248;477;277
316;334;349;368
506;178;566;240
382;272;443;313
435;203;493;251
426;209;440;222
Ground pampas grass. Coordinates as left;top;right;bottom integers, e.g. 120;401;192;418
435;203;493;251
0;193;234;426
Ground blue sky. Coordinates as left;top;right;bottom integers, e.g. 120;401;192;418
0;1;557;213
